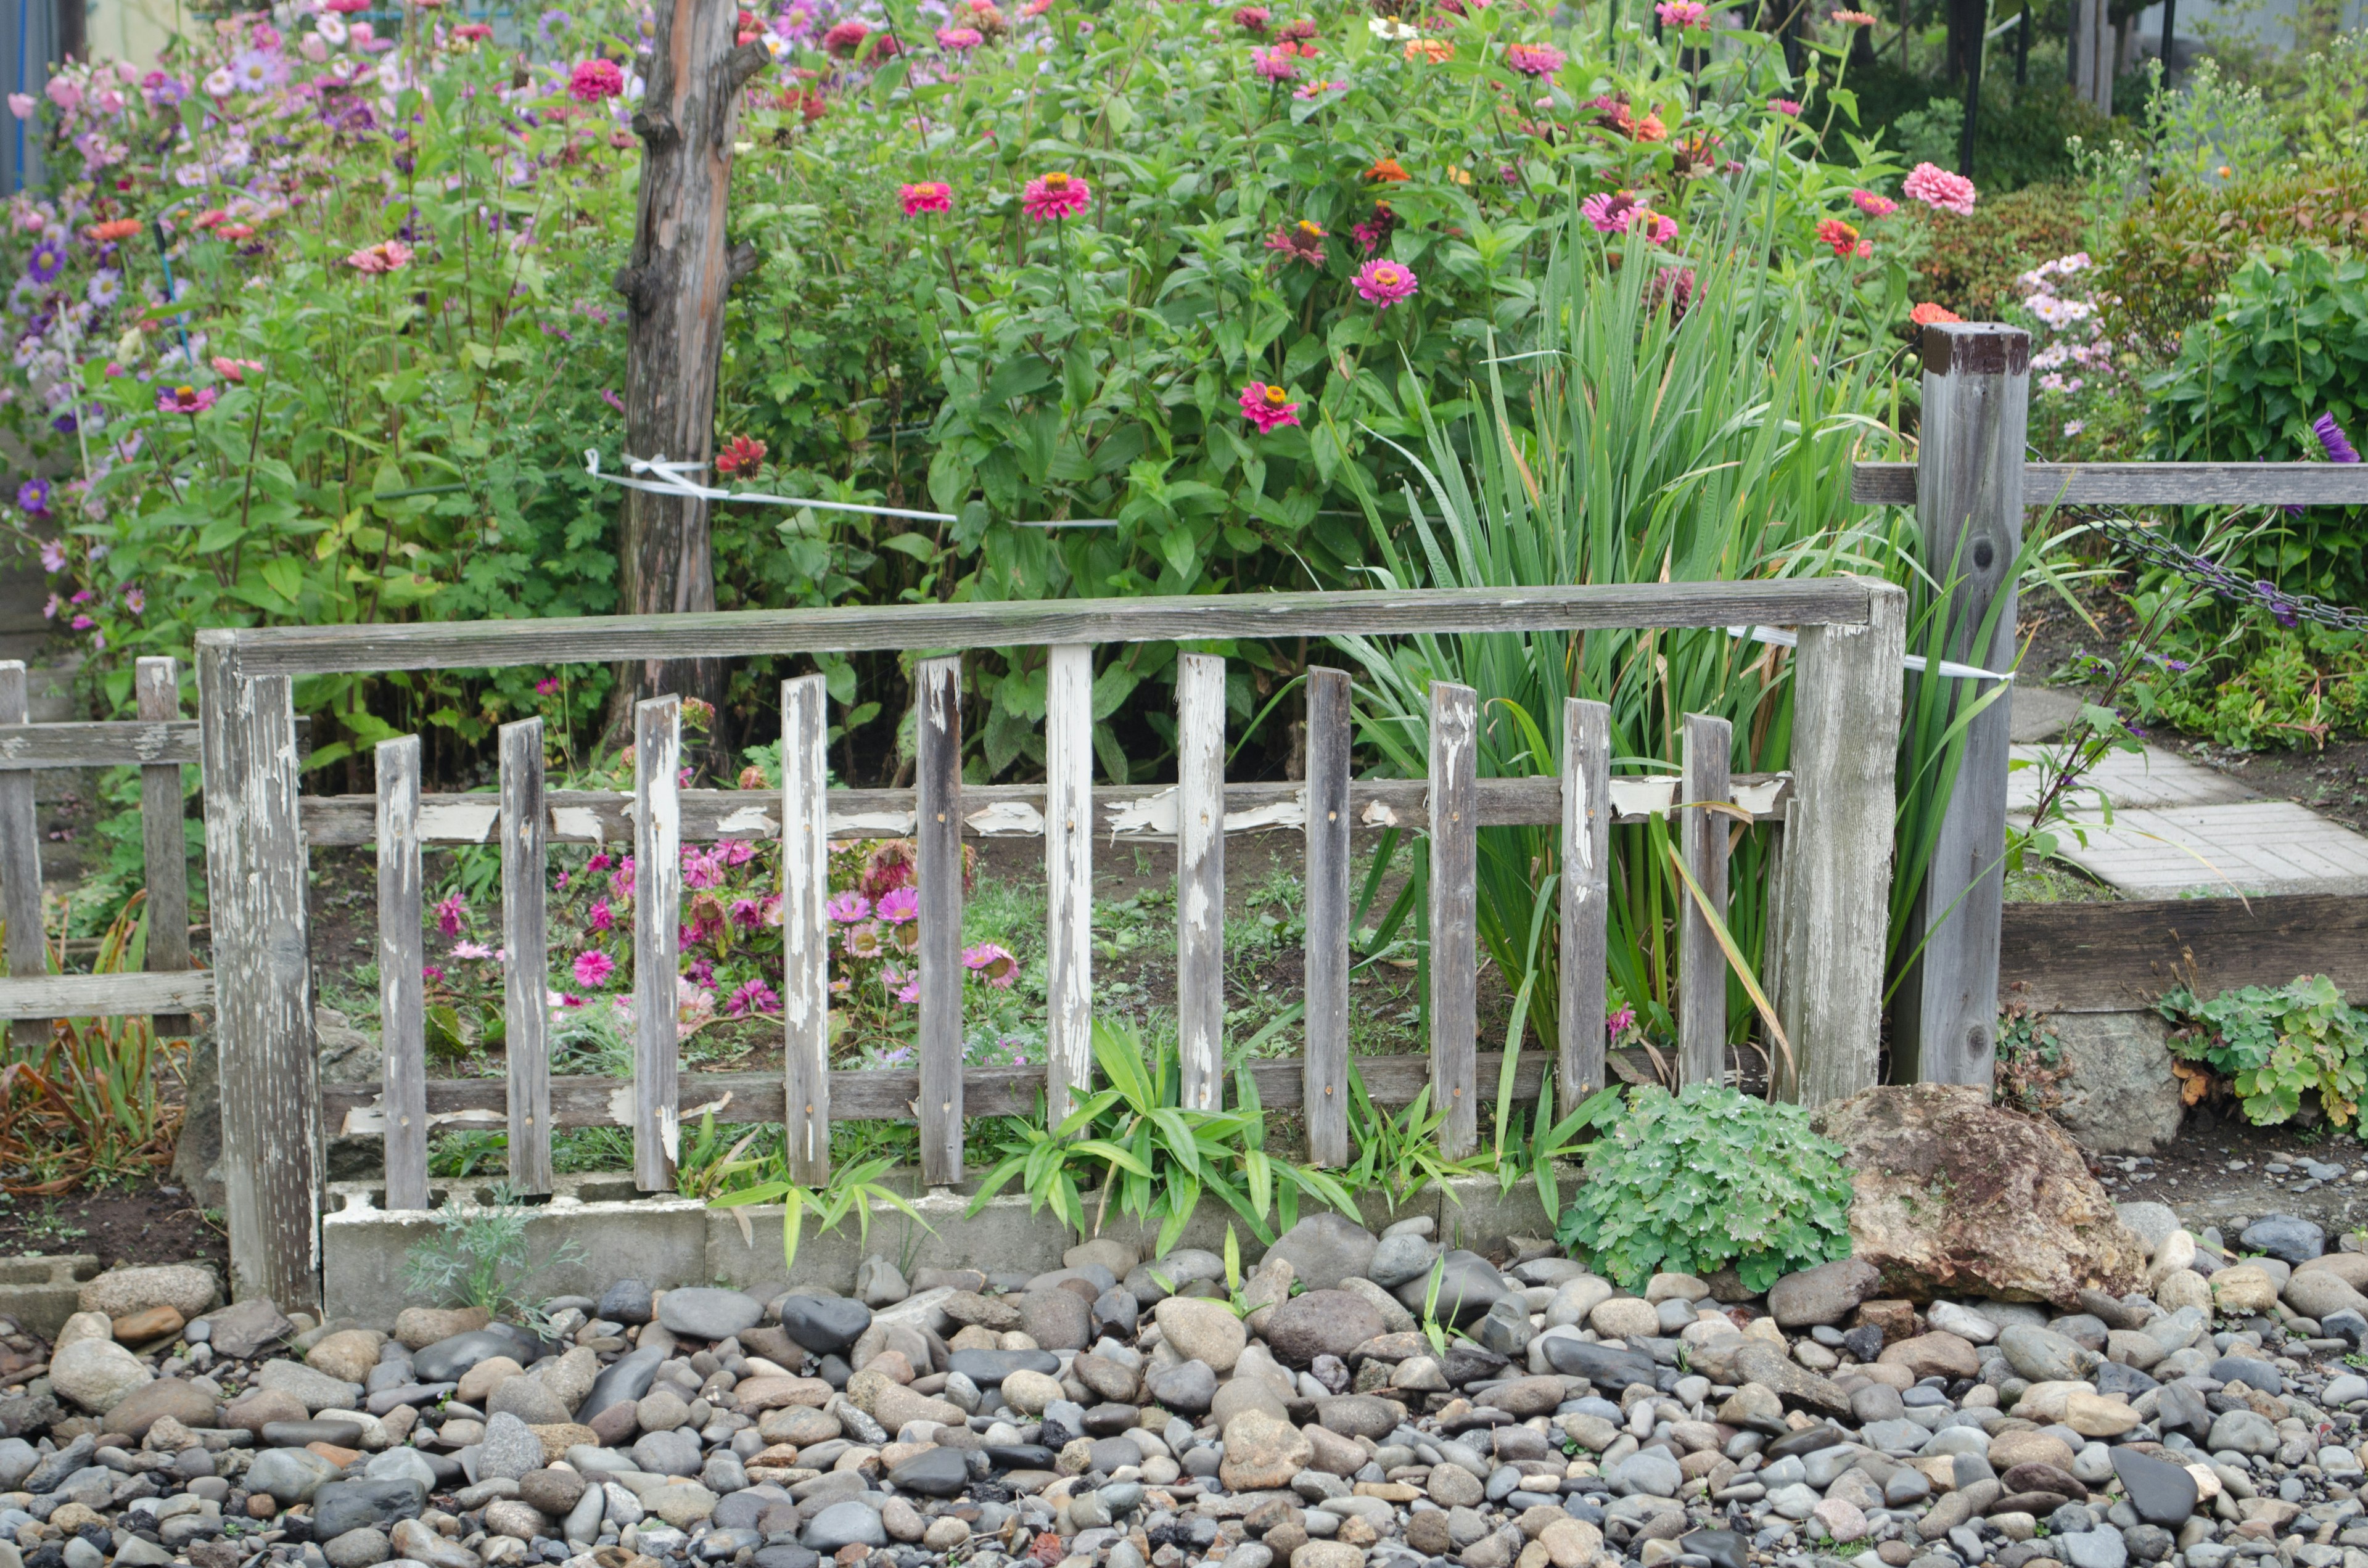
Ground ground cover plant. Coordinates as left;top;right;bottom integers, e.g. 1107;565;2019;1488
2160;974;2368;1132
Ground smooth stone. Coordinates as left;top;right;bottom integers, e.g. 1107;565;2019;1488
657;1287;765;1341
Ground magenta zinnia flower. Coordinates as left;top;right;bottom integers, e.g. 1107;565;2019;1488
1353;258;1418;307
2315;413;2361;465
1021;171;1091;221
1769;97;1802;116
1656;0;1708;26
1902;161;1977;216
1851;189;1899;218
1504;42;1564;76
436;890;467;937
725;978;781;1017
572;949;615;987
935;25;982;48
1252;46;1297;81
156;384;217;414
1240;383;1302;433
1579;190;1642;234
900;181;952;217
569;58;623;101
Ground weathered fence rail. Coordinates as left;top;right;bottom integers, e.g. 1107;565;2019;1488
195;577;1908;1307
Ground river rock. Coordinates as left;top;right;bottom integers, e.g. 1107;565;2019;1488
76;1264;218;1321
50;1337;153;1412
1154;1297;1247;1373
1265;1291;1386;1367
1767;1258;1882;1328
657;1287;765;1340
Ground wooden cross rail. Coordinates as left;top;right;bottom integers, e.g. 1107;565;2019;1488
194;580;1905;1310
0;658;200;1036
1852;462;2368;507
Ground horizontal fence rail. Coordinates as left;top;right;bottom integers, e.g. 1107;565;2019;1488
210;580;1879;676
1853;462;2368;507
294;774;1795;847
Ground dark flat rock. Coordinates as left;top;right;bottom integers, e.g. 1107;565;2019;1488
2112;1447;2198;1528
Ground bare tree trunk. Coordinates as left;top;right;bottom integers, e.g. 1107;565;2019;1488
615;0;768;726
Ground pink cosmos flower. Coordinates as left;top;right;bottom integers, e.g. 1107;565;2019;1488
452;940;493;960
1902;161;1977;216
876;886;919;924
344;240;414;273
435;890;466;937
157;384;218;414
1021;171;1091;221
1504;42;1564;76
1240;383;1302;433
570;58;624;101
1655;0;1708;26
1851;189;1899;218
900;181;952;217
826;890;872;924
573;949;616;987
1769;97;1801;115
1353;257;1418;307
935;25;982;48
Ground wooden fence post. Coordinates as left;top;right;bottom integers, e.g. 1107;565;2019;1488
1677;713;1733;1088
1176;653;1226;1112
1302;667;1351;1166
1777;578;1909;1105
1428;681;1478;1157
136;656;194;1038
915;657;964;1185
196;634;321;1307
376;735;429;1212
780;674;831;1186
0;664;42;1053
1044;646;1094;1128
1896;322;2028;1091
1559;699;1612;1113
500;718;551;1195
633;696;682;1192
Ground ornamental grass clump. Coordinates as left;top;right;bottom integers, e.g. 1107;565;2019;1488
1553;1084;1856;1293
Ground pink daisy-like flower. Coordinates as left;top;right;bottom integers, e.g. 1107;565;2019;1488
1656;0;1709;25
1579;190;1642;233
935;25;982;48
1815;216;1872;258
725;978;781;1017
1240;383;1302;433
876;886;920;924
157;384;217;414
435;891;467;937
590;897;614;932
1504;41;1564;76
451;940;493;960
1851;189;1899;218
1353;257;1418;306
1021;171;1091;221
569;58;623;101
963;942;1019;988
1769;97;1802;115
344;240;413;274
573;949;616;987
1902;161;1977;216
826;890;872;924
900;181;952;217
845;921;886;959
1252;45;1298;80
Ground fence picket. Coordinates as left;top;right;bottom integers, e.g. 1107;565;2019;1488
1678;712;1733;1088
1177;654;1226;1112
1560;699;1613;1114
633;696;683;1192
377;736;429;1211
1044;646;1094;1127
1428;681;1478;1157
0;664;42;1051
136;657;194;1037
1302;667;1351;1165
781;674;832;1184
501;719;552;1194
916;657;964;1184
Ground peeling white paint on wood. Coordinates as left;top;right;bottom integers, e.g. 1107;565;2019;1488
781;675;831;1184
1175;654;1226;1112
1044;646;1094;1128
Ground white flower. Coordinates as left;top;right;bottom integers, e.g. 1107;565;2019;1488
1368;15;1416;38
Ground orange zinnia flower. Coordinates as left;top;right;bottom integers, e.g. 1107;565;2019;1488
1404;38;1452;61
1365;156;1411;183
86;218;142;243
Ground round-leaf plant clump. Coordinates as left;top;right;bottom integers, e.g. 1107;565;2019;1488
1554;1083;1856;1293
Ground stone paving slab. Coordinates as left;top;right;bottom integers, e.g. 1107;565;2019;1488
2008;684;2087;743
2008;742;2258;813
2044;800;2368;897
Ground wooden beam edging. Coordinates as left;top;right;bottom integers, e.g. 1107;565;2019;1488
0;969;214;1020
1854;462;2368;507
1999;895;2368;1014
217;581;1877;678
323;1052;1556;1132
295;774;1795;847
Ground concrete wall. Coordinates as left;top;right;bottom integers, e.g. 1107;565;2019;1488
320;1169;1561;1328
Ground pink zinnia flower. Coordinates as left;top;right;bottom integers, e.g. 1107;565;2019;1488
1769;97;1801;115
1021;171;1091;221
344;240;413;274
590;896;614;932
726;978;781;1017
1656;0;1708;26
573;949;616;987
156;384;217;414
1252;46;1297;81
1504;42;1564;76
1240;383;1302;433
1816;217;1872;258
876;886;919;924
826;891;871;924
1851;189;1899;218
900;181;952;217
822;19;869;54
1902;161;1977;216
569;58;624;101
210;355;263;381
1233;4;1270;28
1353;257;1418;306
1579;191;1642;234
935;25;982;48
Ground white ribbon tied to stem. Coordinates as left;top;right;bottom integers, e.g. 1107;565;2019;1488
583;450;1117;527
1727;625;2015;683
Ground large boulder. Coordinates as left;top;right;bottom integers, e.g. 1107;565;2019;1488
2045;1012;2184;1155
1813;1084;2148;1308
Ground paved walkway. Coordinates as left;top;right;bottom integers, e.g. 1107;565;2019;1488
2010;686;2368;897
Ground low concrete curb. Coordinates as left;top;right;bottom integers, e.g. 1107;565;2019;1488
321;1169;1562;1326
0;1253;102;1337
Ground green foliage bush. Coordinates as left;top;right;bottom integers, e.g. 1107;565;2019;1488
1553;1083;1855;1292
2099;165;2368;353
2121;614;2368;750
2160;974;2368;1129
2144;247;2368;602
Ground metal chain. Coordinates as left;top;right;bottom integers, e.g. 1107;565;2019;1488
2057;503;2368;633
